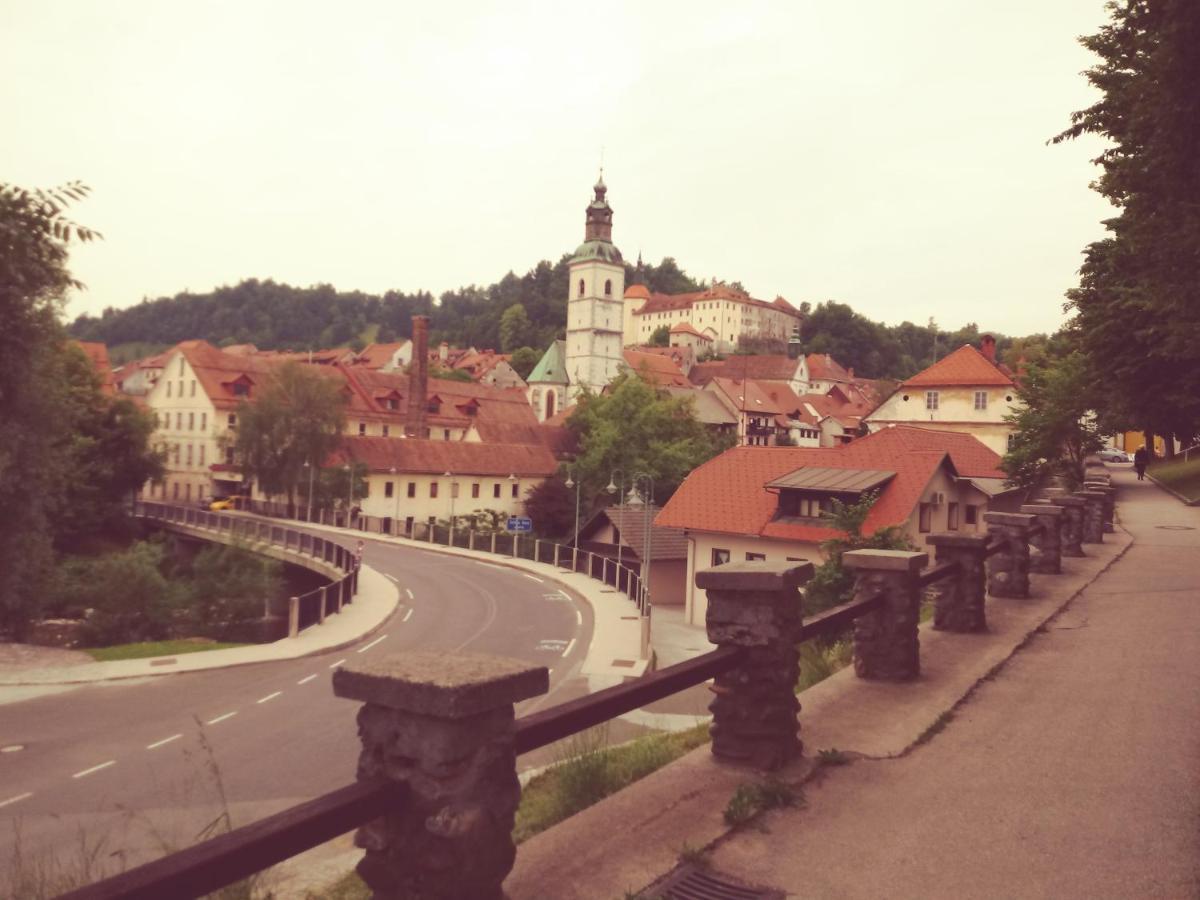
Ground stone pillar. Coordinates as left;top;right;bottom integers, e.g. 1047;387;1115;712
288;596;299;638
1021;503;1064;575
1083;481;1116;533
925;534;989;633
1076;490;1106;544
334;652;548;900
696;561;811;770
843;550;926;680
1043;495;1085;557
983;512;1036;599
490;532;497;554
318;586;327;623
553;543;560;568
469;530;476;551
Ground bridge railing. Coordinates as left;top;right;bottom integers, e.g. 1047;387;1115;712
69;481;1110;899
133;501;360;639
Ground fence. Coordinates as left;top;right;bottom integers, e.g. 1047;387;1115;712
133;501;361;638
69;471;1116;898
211;497;651;615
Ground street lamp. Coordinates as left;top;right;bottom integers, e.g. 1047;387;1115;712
389;466;400;535
605;469;625;587
343;463;352;527
630;473;655;615
564;469;582;571
303;460;315;522
444;470;456;527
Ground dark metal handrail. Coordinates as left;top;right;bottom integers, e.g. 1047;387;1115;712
799;594;883;641
917;560;962;588
58;778;402;900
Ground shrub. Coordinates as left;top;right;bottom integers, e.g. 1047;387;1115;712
184;540;282;639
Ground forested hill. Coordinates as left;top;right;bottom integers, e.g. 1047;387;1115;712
67;256;1047;380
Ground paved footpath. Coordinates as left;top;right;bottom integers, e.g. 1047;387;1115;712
707;468;1200;899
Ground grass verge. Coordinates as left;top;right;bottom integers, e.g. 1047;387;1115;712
1149;456;1200;502
85;639;247;661
796;639;853;693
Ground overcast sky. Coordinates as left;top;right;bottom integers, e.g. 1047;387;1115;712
3;0;1112;336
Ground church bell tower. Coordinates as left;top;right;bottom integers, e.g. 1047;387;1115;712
565;174;625;396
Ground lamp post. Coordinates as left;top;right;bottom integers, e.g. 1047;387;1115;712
606;469;625;586
304;460;314;522
564;470;582;571
344;463;352;527
630;473;655;615
389;466;400;535
445;470;456;528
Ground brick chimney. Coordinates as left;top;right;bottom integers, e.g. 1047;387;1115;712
406;316;430;438
980;334;997;364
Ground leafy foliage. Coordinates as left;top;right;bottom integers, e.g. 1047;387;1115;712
648;324;670;347
185;541;282;639
1002;351;1104;488
499;303;534;352
804;491;914;613
1054;0;1200;448
508;346;540;380
523;474;577;538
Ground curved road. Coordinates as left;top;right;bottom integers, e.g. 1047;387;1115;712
0;532;595;874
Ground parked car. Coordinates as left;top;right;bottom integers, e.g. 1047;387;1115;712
1096;448;1131;463
210;494;250;511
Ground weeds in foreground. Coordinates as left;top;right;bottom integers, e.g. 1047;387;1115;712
796;639;853;693
723;778;798;828
816;748;851;766
915;710;955;746
677;840;710;868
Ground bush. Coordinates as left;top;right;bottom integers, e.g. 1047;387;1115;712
184;540;282;639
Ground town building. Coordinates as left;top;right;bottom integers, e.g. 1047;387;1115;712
656;425;1011;625
526;339;570;423
624;283;802;353
575;504;688;607
864;336;1020;456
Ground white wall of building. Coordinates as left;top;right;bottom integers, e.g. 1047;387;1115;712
867;387;1021;456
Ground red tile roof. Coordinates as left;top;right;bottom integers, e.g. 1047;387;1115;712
331;436;558;478
901;344;1015;388
689;355;803;385
669;322;710;340
354;341;409;369
656;425;1001;542
623;349;690;387
625;284;803;319
806;353;852;383
73;341;114;394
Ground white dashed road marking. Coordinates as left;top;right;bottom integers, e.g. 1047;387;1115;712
384;573;398;583
329;659;346;669
146;734;182;750
522;573;544;583
575;609;582;626
0;792;33;809
207;711;237;725
297;674;318;685
402;608;413;623
73;760;115;779
562;638;577;658
357;635;388;654
256;691;282;704
405;588;414;600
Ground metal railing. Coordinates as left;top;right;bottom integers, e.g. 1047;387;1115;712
133;502;360;638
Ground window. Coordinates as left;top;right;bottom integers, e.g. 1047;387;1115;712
185;483;191;500
964;504;979;526
746;552;766;562
407;482;416;498
179;357;185;376
172;444;180;464
974;391;988;411
451;482;460;499
430;482;439;499
493;483;501;499
200;412;207;431
166;381;172;398
178;381;183;396
190;380;196;397
604;279;612;296
172;482;179;499
382;425;390;437
578;279;585;297
358;422;367;436
925;391;939;411
385;481;394;498
711;548;731;566
947;502;960;530
919;502;932;533
443;429;451;441
199;445;205;466
188;412;195;430
176;412;182;430
511;482;519;498
405;516;414;535
232;382;249;397
228;413;237;428
471;483;480;499
225;447;234;465
1007;432;1018;451
186;445;193;466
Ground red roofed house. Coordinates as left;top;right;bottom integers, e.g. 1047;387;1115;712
72;341;115;395
621;348;691;387
331;437;558;537
656;425;1009;625
624;282;803;353
864;335;1021;455
668;321;713;355
705;378;822;447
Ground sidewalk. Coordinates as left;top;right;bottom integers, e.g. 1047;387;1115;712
505;469;1192;899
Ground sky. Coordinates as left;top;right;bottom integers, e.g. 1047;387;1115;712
3;0;1113;336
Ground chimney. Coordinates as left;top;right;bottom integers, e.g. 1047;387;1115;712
406;316;430;438
980;334;997;364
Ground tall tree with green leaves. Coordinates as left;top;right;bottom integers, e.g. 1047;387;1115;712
1054;0;1200;452
499;303;533;353
232;362;348;512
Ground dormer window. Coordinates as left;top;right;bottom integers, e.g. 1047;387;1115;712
768;467;895;522
427;394;442;414
223;374;255;398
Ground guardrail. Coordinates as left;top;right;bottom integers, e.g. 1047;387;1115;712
133;501;360;638
67;479;1112;899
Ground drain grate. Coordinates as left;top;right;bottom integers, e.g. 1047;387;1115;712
1155;525;1195;530
644;864;784;900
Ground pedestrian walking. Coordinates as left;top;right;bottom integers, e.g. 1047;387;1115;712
1133;445;1149;481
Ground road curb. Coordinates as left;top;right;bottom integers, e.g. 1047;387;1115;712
1147;473;1200;506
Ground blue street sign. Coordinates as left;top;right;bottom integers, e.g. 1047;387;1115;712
507;516;533;533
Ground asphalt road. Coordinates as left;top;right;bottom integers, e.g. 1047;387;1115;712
0;533;597;880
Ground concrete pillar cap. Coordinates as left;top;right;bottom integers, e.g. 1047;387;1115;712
1047;495;1086;507
842;549;928;572
983;512;1037;527
1021;504;1064;517
334;651;548;717
926;532;990;547
695;560;814;592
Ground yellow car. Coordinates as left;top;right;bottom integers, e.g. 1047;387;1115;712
209;495;249;511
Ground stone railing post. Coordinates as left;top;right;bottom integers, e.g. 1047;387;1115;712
925;534;989;632
553;543;560;569
333;652;548;900
1042;494;1085;557
696;561;811;770
288;596;299;638
1021;503;1064;575
469;530;476;551
1083;481;1116;533
319;585;328;621
1076;490;1106;544
490;532;497;554
983;512;1036;598
843;550;927;680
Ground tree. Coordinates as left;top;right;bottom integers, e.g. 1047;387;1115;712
509;346;540;380
499;303;533;353
1001;351;1104;489
523;474;576;537
1054;1;1200;452
648;325;670;347
567;374;729;503
186;540;282;639
232;362;347;512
